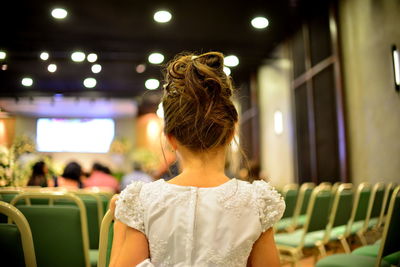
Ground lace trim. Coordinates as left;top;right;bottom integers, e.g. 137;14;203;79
115;181;145;233
217;179;254;218
253;181;285;232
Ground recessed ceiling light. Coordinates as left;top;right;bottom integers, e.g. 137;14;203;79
148;52;164;64
145;79;160;90
224;55;239;67
0;51;6;60
47;64;57;73
136;64;146;73
154;10;172;23
71;51;86;62
51;8;68;19
91;64;102;73
251;17;269;29
223;66;231;76
21;77;33;87
1;64;7;71
40;52;49;61
87;53;98;63
83;78;97;88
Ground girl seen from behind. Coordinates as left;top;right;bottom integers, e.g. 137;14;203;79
110;52;285;267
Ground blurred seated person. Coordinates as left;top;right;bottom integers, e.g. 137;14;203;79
84;163;119;193
48;161;84;189
26;160;48;187
120;161;153;190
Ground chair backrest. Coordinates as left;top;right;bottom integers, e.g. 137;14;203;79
281;184;299;218
375;185;400;267
74;191;104;249
353;183;371;221
0;188;22;203
364;182;385;229
378;182;396;227
98;209;114;267
10;192;90;267
303;184;333;234
323;183;353;242
344;182;371;237
331;182;342;195
292;182;315;226
0;201;37;267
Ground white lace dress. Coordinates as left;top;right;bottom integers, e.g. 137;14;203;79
115;178;285;267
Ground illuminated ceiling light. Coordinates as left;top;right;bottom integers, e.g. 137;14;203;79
145;78;160;90
40;52;49;61
47;64;57;73
154;10;172;23
91;64;102;73
71;51;86;62
223;66;231;76
251;17;269;29
136;64;146;73
83;77;97;88
21;77;33;87
0;51;6;60
148;52;164;64
224;55;239;67
51;8;68;19
87;53;98;63
1;64;7;71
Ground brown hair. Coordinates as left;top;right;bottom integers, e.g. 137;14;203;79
162;52;238;151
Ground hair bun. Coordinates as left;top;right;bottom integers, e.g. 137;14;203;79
162;51;238;151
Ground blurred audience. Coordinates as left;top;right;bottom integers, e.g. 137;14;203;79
48;161;84;189
120;161;153;190
26;161;48;187
84;163;119;193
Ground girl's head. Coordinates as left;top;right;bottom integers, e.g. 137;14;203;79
162;52;238;152
62;162;83;181
31;161;46;177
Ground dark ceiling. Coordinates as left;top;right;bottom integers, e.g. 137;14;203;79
0;0;329;101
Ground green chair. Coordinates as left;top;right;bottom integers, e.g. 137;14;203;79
276;183;315;232
0;201;37;267
10;192;91;267
74;191;104;250
338;182;371;246
318;183;354;254
275;184;333;265
0;188;22;203
98;209;114;267
316;185;400;267
357;183;385;245
275;184;298;232
377;182;396;228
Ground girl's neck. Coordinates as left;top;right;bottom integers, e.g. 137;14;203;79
167;146;230;187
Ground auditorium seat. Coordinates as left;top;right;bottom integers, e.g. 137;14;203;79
11;192;91;267
316;185;400;267
0;201;37;267
98;209;114;267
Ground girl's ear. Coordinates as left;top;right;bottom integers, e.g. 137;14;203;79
166;134;178;151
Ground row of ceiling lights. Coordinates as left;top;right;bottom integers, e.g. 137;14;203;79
50;7;269;29
0;6;255;92
0;49;236;90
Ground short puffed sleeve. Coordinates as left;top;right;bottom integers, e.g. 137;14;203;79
253;181;285;232
115;181;145;234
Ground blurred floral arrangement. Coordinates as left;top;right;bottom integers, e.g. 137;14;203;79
129;148;160;173
109;137;131;155
11;135;36;159
0;135;58;186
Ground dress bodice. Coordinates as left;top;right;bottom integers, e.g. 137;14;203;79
115;178;285;267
